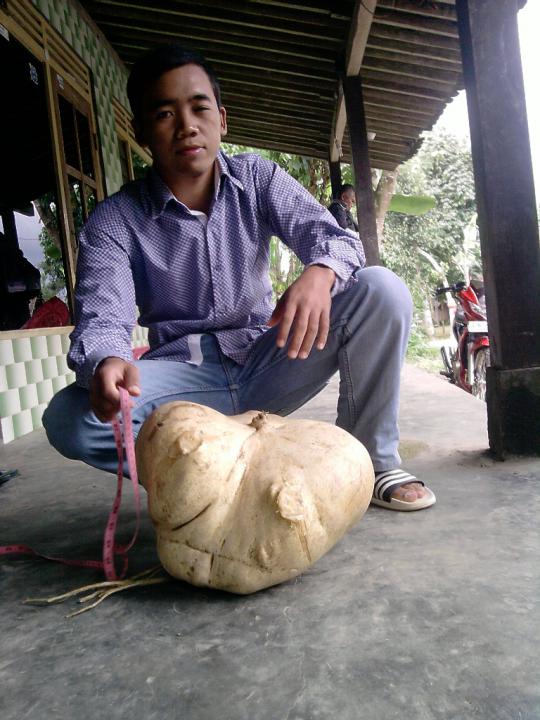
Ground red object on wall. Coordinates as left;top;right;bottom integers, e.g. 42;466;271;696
22;297;70;329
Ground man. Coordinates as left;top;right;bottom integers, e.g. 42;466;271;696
328;184;358;232
43;44;435;511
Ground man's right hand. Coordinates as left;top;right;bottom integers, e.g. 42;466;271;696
90;357;141;422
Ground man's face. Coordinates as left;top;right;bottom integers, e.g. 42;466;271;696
341;189;356;210
135;64;227;181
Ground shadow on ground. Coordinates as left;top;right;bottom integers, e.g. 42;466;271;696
1;364;539;720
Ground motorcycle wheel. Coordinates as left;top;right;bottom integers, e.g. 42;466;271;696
472;347;490;401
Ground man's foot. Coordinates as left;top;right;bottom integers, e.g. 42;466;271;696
371;469;436;511
391;482;428;502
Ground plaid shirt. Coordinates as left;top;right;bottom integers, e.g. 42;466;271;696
68;151;365;387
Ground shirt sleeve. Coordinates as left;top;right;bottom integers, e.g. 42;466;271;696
67;206;137;389
254;157;366;295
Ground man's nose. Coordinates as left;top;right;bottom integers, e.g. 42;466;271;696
175;116;198;138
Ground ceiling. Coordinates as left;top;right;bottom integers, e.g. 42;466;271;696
79;0;467;170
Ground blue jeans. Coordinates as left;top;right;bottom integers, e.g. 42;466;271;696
43;267;412;475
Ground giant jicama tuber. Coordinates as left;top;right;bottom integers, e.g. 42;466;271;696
136;402;374;594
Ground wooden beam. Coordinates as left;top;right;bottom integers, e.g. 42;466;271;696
108;34;336;83
98;0;352;27
361;57;462;87
364;118;426;138
221;96;330;119
119;46;336;97
343;75;380;266
99;15;344;57
84;0;349;41
373;7;459;38
225;134;323;159
244;0;354;17
211;71;334;98
329;159;342;199
369;137;418;153
228;113;328;134
101;25;337;79
369;153;409;165
200;56;332;84
456;0;540;456
362;87;445;112
329;0;377;162
227;109;329;129
227;127;326;149
341;142;418;166
368;23;461;52
361;68;459;96
228;122;326;148
377;0;457;22
366;37;461;66
357;145;413;162
364;46;461;71
366;159;400;171
227;111;328;133
364;101;436;122
94;12;338;64
122;59;335;105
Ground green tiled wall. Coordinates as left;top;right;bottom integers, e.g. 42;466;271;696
1;4;148;444
0;326;149;444
0;330;75;443
32;0;131;195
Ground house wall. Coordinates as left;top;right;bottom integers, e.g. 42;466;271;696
0;1;148;444
31;0;131;196
0;325;149;443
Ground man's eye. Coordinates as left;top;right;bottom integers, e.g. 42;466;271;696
195;106;209;112
156;110;172;119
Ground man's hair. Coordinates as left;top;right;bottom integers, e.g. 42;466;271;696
337;183;355;198
127;43;222;121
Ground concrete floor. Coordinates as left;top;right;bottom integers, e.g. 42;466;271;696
1;364;539;720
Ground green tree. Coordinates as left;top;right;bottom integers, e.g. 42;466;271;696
381;129;478;361
39;227;66;300
383;129;478;303
35;194;66;301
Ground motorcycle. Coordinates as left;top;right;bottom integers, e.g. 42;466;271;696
434;281;490;401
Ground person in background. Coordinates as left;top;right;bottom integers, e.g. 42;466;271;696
328;184;358;232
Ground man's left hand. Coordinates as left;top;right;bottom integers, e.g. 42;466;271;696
268;264;335;359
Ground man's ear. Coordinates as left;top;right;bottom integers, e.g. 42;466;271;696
219;106;228;137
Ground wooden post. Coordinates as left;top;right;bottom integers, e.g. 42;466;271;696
343;75;380;266
456;0;540;456
329;158;342;199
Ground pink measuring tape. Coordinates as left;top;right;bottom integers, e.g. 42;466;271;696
0;387;141;581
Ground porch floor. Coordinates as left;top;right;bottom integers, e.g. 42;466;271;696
1;364;539;720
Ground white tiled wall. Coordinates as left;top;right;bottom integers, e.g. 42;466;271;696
0;326;149;444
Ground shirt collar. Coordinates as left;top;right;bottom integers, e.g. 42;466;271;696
216;150;245;192
147;150;244;219
147;168;174;218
